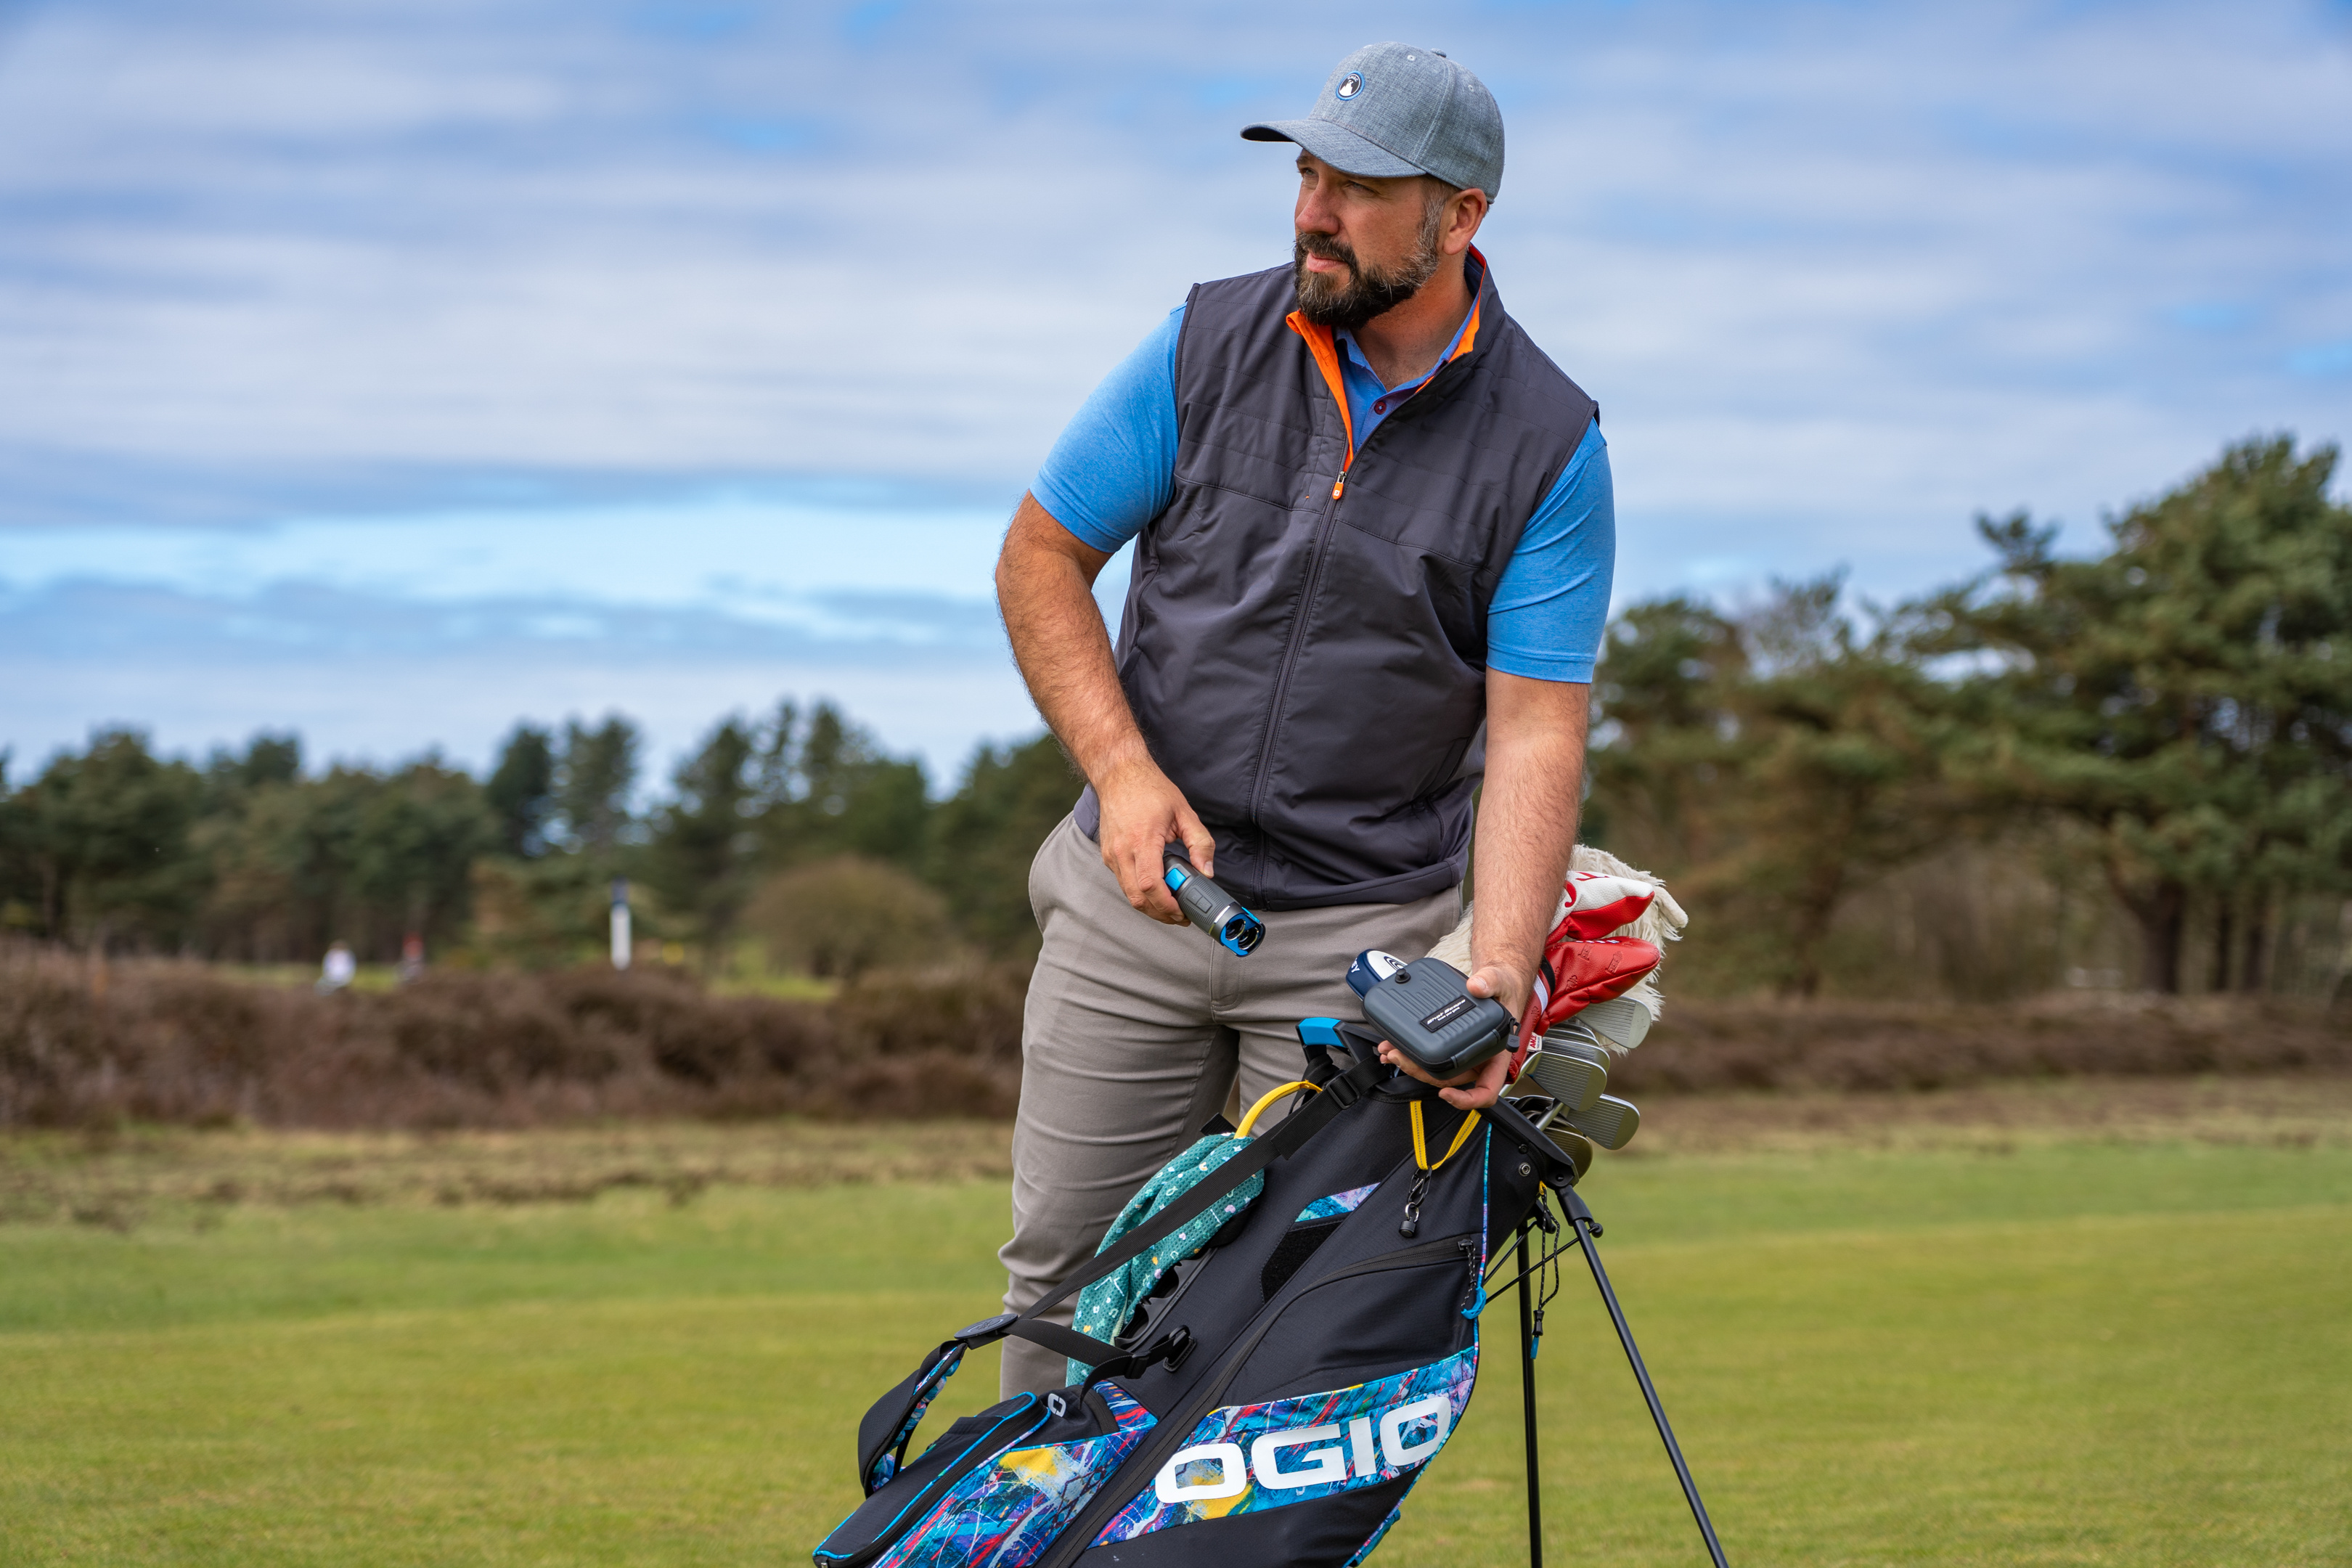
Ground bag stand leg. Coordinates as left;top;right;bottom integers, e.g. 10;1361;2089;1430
1516;1222;1543;1568
1559;1186;1731;1568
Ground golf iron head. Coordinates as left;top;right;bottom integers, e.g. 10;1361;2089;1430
1551;1092;1641;1151
1537;1123;1596;1184
1541;1022;1613;1066
1575;995;1654;1052
1522;1046;1606;1112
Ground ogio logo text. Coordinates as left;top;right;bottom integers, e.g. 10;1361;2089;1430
1152;1395;1450;1504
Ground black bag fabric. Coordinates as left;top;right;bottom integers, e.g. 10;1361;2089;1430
815;1032;1565;1568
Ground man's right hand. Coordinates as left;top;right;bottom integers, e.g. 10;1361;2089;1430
1095;755;1217;924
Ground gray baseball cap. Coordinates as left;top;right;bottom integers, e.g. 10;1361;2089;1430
1242;42;1503;199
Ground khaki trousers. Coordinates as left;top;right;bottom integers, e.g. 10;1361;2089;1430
997;814;1460;1396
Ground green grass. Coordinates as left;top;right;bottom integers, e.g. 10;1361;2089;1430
1;1135;2347;1565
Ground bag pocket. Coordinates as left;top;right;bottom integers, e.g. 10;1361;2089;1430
1233;1236;1482;1403
817;1395;1053;1568
819;1385;1162;1568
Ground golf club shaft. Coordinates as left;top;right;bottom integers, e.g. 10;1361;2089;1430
1517;1223;1543;1568
1565;1196;1731;1568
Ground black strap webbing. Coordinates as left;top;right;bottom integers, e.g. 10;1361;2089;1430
852;1058;1377;1490
1002;1318;1122;1366
1016;1058;1380;1330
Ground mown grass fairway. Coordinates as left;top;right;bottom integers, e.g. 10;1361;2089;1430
1;1100;2347;1565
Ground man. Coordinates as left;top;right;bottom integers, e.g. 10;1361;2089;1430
992;42;1614;1397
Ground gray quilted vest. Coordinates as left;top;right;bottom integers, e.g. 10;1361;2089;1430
1074;258;1597;911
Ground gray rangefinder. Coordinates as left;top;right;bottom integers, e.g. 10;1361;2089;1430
1346;949;1516;1079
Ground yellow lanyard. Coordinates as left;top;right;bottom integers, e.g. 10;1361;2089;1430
1408;1098;1481;1174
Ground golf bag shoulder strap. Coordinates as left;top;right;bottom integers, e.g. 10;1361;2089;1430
1021;1056;1379;1325
853;1058;1381;1493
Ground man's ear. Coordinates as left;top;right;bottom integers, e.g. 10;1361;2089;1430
1442;184;1487;256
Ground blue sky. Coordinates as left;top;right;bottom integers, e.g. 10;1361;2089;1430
4;0;2349;786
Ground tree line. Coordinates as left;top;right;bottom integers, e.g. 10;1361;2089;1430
1588;436;2352;998
0;698;1082;976
4;436;2347;998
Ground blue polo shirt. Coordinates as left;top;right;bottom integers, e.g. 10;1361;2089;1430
1032;293;1614;683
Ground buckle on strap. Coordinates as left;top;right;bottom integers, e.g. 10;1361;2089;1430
952;1312;1018;1347
1320;1058;1381;1110
1146;1326;1195;1373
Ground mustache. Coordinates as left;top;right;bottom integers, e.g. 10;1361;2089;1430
1294;232;1358;271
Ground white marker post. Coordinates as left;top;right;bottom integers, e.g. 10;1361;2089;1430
610;877;632;971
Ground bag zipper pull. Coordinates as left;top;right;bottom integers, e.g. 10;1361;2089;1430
1457;1237;1484;1317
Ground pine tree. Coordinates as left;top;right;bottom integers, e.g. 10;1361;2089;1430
1930;436;2352;990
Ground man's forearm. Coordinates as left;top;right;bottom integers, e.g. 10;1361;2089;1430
1470;673;1592;1009
995;492;1149;784
995;491;1216;916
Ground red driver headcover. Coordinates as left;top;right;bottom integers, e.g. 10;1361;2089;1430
1506;923;1661;1077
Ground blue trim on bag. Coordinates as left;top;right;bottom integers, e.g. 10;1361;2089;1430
815;1395;1042;1564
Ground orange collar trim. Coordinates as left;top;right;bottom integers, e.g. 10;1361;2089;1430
1284;248;1490;475
1285;309;1355;457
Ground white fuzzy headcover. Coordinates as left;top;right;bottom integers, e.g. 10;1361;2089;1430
1423;846;1687;1040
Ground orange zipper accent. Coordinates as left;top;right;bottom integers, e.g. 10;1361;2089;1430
1290;262;1485;506
1287;309;1356;502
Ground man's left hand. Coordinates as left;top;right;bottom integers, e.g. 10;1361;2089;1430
1376;1042;1511;1109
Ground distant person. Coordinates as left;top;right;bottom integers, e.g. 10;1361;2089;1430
399;932;425;985
991;43;1614;1395
318;941;356;992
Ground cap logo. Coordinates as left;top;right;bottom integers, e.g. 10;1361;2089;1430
1335;72;1362;99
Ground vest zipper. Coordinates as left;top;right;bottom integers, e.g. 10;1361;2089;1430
1247;461;1348;833
1246;350;1474;834
1034;1230;1477;1568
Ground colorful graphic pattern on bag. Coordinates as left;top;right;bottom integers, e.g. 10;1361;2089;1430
1066;1134;1266;1383
873;1387;1158;1568
871;1345;968;1486
1088;1348;1481;1545
1292;1183;1379;1223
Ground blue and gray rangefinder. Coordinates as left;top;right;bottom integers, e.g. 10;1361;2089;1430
1162;852;1264;956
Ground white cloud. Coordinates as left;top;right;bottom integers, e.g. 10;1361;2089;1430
2;0;2349;767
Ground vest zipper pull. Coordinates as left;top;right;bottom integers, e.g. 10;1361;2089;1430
1331;473;1345;499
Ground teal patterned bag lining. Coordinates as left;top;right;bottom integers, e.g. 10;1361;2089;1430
1066;1135;1265;1383
1066;1156;1387;1383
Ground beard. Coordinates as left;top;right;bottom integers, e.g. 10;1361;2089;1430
1291;198;1446;332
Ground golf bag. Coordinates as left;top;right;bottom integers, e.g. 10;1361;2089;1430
815;1029;1578;1568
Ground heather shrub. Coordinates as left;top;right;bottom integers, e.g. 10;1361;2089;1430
4;942;2340;1132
